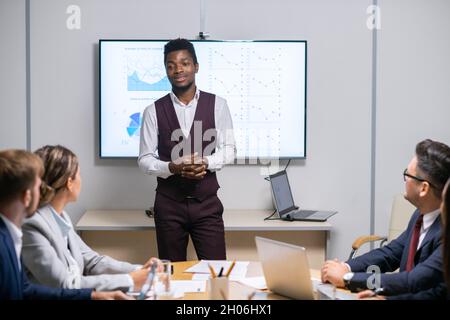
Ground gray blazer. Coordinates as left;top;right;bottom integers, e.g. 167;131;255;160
22;205;140;291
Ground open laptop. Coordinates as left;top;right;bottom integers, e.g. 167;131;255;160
269;170;337;222
255;236;315;299
255;237;357;300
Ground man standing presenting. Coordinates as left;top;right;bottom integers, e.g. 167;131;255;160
138;39;236;262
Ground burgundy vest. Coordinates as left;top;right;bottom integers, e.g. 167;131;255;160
155;91;220;202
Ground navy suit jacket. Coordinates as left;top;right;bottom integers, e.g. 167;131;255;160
0;218;92;300
346;210;444;295
388;282;449;300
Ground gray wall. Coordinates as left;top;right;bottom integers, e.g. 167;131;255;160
0;0;26;149
1;0;449;261
374;0;450;236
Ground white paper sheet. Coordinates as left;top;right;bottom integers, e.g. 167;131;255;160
191;273;245;282
170;280;206;293
185;260;249;278
238;277;267;290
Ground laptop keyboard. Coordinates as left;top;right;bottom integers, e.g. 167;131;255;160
290;210;317;219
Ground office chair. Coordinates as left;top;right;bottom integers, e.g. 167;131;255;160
349;194;415;260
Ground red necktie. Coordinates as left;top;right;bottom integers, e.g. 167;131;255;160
406;214;424;272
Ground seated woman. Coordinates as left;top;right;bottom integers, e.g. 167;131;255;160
22;145;157;292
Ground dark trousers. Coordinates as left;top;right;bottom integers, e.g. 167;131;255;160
153;192;226;262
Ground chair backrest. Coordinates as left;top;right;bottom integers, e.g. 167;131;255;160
387;194;416;242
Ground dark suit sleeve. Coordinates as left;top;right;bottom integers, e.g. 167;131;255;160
387;282;448;300
380;242;443;294
22;269;92;300
348;242;444;294
347;227;409;273
345;211;444;294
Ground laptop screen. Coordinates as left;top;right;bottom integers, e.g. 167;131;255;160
255;236;314;300
270;171;296;214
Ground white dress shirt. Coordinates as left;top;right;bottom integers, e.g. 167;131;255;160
418;209;440;249
0;213;23;271
50;208;83;287
138;88;236;178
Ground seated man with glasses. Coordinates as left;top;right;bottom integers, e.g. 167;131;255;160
321;139;450;298
403;168;437;189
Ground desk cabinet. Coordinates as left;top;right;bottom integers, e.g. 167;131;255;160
76;210;332;269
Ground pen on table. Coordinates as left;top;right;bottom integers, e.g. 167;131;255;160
225;260;236;277
370;287;384;298
138;262;157;300
218;267;224;277
208;263;217;278
374;288;384;295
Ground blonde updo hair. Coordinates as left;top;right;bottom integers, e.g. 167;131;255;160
34;145;79;207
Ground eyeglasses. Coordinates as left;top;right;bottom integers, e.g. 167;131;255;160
403;169;435;188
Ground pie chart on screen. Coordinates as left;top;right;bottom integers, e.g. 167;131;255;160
127;112;141;137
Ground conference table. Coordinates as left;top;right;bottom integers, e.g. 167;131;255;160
170;261;342;300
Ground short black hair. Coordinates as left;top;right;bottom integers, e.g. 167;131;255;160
415;139;450;198
164;38;198;65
